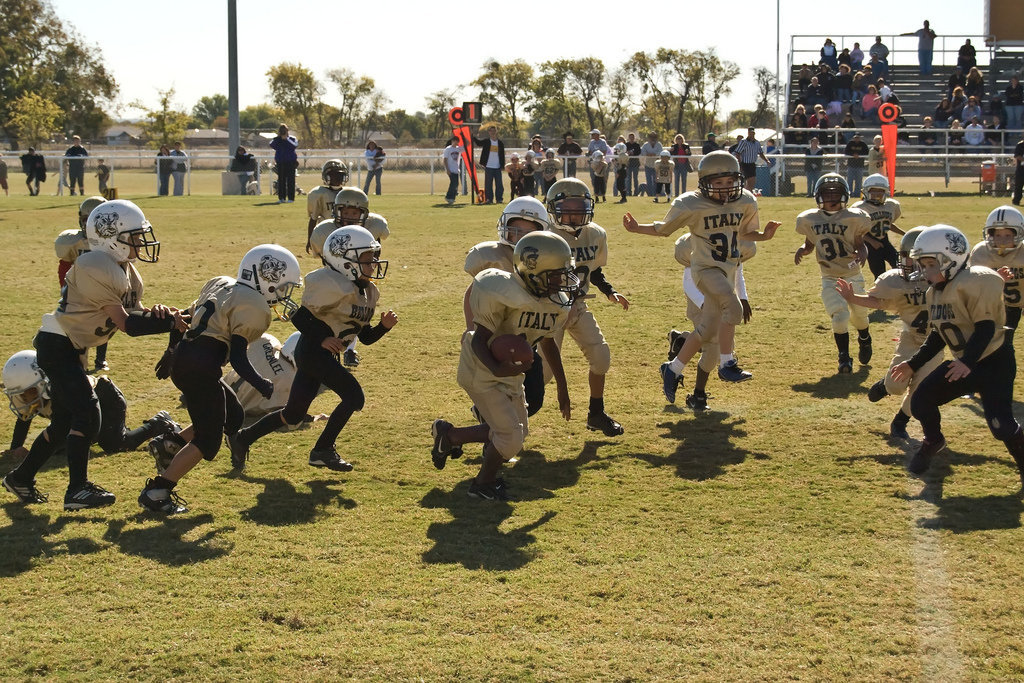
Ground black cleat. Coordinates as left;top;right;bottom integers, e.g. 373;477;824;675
909;437;946;475
685;391;708;411
138;481;188;514
468;477;510;501
868;379;888;402
64;481;116;510
667;329;688;361
145;410;180;436
227;432;249;470
309;448;354;472
149;432;186;474
431;419;455;470
858;335;873;364
838;354;853;374
587;411;624;436
890;417;910;441
343;349;360;367
660;362;682;403
718;360;752;383
2;474;48;504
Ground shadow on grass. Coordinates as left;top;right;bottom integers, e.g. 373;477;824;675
633;412;768;480
0;505;103;576
104;514;235;566
790;366;871;399
237;476;356;526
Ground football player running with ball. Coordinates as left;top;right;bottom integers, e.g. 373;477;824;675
305;159;349;253
5;200;186;510
545;178;629;435
431;231;578;501
623;151;780;411
229;227;397;475
794;173;873;374
835;227;940;440
851;173;905;279
890;224;1024;483
969;206;1024;345
139;244;302;514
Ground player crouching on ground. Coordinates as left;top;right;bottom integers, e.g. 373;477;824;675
624;151;779;411
545;178;628;435
969;206;1024;345
890;224;1024;483
139;245;302;514
794;173;873;374
431;231;578;501
229;226;397;475
836;227;940;440
2;351;179;503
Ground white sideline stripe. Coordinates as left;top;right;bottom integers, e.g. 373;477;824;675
906;476;964;679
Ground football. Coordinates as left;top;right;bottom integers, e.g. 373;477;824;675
489;334;534;369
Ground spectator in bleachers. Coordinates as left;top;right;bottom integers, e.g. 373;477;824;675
918;117;938;148
798;64;813;96
851;42;864;71
965;118;986;147
809;104;830;130
851;71;868;99
862;85;881;122
816;64;835;100
867;53;888;81
805;77;826;109
804;136;824;197
950;87;967;115
901;20;936;76
877;79;893;103
838;48;852;69
1005;76;1024;132
948;120;965;150
869;37;889;65
839;110;857;143
957;39;977;71
965;67;985;103
961;96;983;124
933;97;953;128
845;133;869;196
947;67;965;99
985;116;1006;149
789;104;809;145
835;65;853;103
820;39;839;71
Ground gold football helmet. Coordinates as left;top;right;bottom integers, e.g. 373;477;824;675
321;159;349;190
513;231;580;306
333;187;370;226
78;196;106;229
545;177;593;235
697;150;743;203
814;173;850;210
898;226;927;280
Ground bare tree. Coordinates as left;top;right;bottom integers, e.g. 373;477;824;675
750;67;779;129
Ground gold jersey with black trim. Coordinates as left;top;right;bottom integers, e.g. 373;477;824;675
850;198;902;240
969;241;1024;309
306;185;336;223
654;189;760;276
925;266;1006;362
553;223;608;296
465;241;514;277
673;232;756;268
184;276;272;353
795;207;872;278
54;228;88;263
301;267;380;345
867;269;930;342
46;250;144;350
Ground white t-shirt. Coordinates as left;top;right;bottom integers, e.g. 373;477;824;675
443;144;462;174
485;138;501;169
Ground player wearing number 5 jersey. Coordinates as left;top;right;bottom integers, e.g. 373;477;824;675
836;227;940;440
795;173;873;375
890;224;1024;484
139;244;302;514
623;151;779;411
969;205;1024;344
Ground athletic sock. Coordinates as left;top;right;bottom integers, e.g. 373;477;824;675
720;353;735;368
589;397;604;414
834;332;850;356
669;358;685;374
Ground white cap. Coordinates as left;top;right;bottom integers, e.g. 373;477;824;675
590;128;601;135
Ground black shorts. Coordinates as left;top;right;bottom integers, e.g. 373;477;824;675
172;336;242;460
740;162;757;179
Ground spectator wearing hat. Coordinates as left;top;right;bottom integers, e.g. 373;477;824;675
639;132;663;198
734;128;770;192
701;132;719;155
625;133;642;195
587;129;612;191
653;150;674;202
844;133;869;196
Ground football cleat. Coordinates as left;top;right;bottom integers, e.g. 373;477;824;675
64;481;116;510
145;410;180;436
667;329;688;361
868;379;888;403
718;360;752;383
94;361;110;372
148;432;186;474
858;335;873;364
2;474;48;504
343;350;360;368
685;391;708;411
890;416;911;441
660;362;682;403
908;436;946;475
586;411;624;436
431;419;456;470
838;354;853;374
138;481;188;514
309;448;354;472
468;476;510;501
227;432;249;470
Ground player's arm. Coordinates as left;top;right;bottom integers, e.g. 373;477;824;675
357;310;398;345
539;336;571;421
794;239;815;265
290;306;338;352
470;324;526;377
956;320;996;372
889;224;905;236
590;267;629;309
621;213;662;236
228;335;273;399
306;216;317;252
5;415;33;458
835;279;887;309
463;283;475;332
102;303;187;336
741;220;781;242
892;329;948;382
853;235;868;264
862;233;884;249
735;265;752;322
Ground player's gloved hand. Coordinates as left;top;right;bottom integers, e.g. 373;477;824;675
741;299;753;323
155;347;175;379
254;377;274;400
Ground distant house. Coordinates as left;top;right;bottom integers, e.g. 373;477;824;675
364;131;397;146
105;125;143;146
184;128;230;147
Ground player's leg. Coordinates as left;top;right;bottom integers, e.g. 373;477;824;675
232;366;319;468
93;376;175;453
717;321;752;382
468;386;527;500
1006;306;1021;345
973;344;1024;485
681;268;739;408
307;356;364;470
821;276;857;372
565;304;622;436
908;360;973;473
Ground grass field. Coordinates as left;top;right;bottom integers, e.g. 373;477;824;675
0;189;1022;679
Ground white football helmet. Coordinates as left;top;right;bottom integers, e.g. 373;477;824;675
513;231;580;307
498;197;548;246
281;331;301;363
2;350;50;420
364;212;390;243
909;224;970;282
321;159;349;190
983;205;1024;253
237;244;303;320
862;174;890;204
323;226;387;281
86;199;160;263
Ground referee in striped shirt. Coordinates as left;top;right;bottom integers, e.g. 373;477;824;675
734;127;770;191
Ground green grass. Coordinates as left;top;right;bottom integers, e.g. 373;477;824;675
1;191;1023;679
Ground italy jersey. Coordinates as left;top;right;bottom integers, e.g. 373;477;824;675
795;207;872;278
867;270;930;343
307;185;337;223
552;223;608;297
654;189;760;277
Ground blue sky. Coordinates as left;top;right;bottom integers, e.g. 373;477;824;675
50;0;985;121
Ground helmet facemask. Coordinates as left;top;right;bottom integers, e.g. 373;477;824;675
985;227;1023;255
551;196;593;235
118;227;161;263
322;160;349;190
699;173;743;203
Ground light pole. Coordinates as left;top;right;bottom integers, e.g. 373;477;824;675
227;0;239;155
